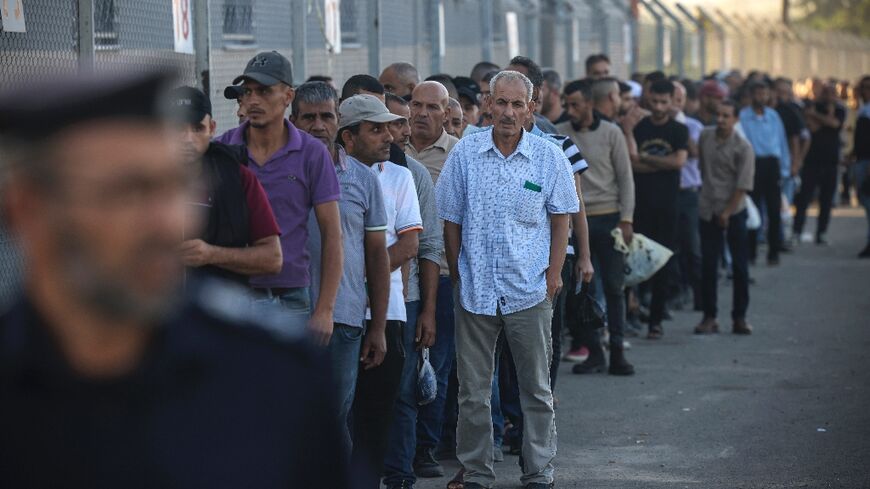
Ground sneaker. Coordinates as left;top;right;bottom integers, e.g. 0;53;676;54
562;346;589;363
816;234;829;246
493;443;504;463
413;447;444;478
859;245;870;258
799;232;813;244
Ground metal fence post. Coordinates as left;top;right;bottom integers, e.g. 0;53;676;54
481;0;494;62
564;3;576;79
367;0;381;76
291;0;307;84
193;0;209;89
429;0;442;75
609;0;636;77
697;7;725;72
676;3;704;76
651;0;684;77
524;4;539;61
639;0;664;71
583;0;608;57
78;0;95;71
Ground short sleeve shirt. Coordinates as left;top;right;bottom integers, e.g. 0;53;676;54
368;160;422;322
698;128;756;221
633;117;690;192
807;102;847;161
238;165;281;241
435;128;580;316
308;149;387;328
405;129;459;183
216;120;341;289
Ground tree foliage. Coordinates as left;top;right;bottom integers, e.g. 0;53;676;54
794;0;870;37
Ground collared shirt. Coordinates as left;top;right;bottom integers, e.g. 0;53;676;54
405;128;459;183
367;160;422;322
308;147;388;327
529;123;589;174
435;128;580;316
681;115;705;189
0;281;348;489
216;120;341;289
698;127;755;221
738;106;792;177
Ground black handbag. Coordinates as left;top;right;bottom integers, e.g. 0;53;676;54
575;281;606;330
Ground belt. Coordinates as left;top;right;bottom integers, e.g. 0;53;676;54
252;287;293;298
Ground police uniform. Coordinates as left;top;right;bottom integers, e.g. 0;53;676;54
0;72;348;489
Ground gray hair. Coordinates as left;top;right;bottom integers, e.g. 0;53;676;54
447;97;462;110
291;81;339;115
385;62;420;85
591;78;619;103
489;70;533;102
542;69;562;90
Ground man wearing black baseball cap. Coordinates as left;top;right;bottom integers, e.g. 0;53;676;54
453;76;481;136
167;86;282;287
216;51;344;348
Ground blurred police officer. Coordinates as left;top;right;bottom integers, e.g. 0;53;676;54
168;86;282;286
0;71;347;489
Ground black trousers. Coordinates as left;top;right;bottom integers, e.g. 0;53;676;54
634;174;680;326
351;320;405;489
748;156;783;262
700;211;750;321
793;160;839;238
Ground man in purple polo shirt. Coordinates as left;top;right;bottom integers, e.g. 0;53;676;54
217;51;343;345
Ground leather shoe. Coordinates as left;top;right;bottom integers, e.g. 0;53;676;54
694;317;719;334
732;319;753;335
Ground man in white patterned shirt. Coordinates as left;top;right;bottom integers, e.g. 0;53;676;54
435;71;579;489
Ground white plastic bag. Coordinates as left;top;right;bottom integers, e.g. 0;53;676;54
745;196;761;230
612;228;674;288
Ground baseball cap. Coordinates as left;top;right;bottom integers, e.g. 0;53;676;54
232;51;294;87
699;79;728;99
338;94;403;130
453;76;481;106
626;80;642;99
167;86;212;124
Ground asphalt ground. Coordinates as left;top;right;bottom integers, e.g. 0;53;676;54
415;210;870;489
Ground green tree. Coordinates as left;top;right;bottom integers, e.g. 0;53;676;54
794;0;870;37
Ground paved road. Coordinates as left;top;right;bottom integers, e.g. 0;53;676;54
416;212;870;489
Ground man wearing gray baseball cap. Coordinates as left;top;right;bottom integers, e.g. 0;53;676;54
339;95;424;489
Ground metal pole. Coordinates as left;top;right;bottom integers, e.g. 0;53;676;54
696;6;725;73
78;0;95;71
675;3;704;76
713;9;746;70
609;0;636;76
565;4;576;79
290;0;307;85
367;0;381;76
525;5;539;61
540;0;557;67
429;0;442;75
583;0;608;57
193;0;209;89
651;0;684;77
481;0;494;62
639;0;664;72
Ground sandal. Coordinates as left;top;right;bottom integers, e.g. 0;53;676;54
446;468;465;489
647;324;664;340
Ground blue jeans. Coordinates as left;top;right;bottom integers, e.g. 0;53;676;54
251;287;311;337
853;160;870;243
328;323;364;464
383;301;421;485
416;277;456;449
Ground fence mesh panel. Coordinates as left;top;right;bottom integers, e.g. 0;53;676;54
0;0;79;83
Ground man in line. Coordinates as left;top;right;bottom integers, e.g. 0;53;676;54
0;71;346;488
541;69;567;125
380;62;420;99
672;81;705;312
695;100;755;335
558;78;635;376
585;53;611;79
453;76;482;136
290;82;392;460
591;77;622;121
793;82;846;245
167;86;282;286
436;70;579;489
405;80;459;479
773;77;810;207
445;98;465;138
696;80;727;126
338;95;422;489
628;80;689;339
471;61;501;86
218;51;343;343
738;80;791;265
382;91;444;489
507;56;560;134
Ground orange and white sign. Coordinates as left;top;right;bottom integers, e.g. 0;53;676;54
1;0;26;33
173;0;194;54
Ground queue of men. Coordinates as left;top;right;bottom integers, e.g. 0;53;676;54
1;48;868;489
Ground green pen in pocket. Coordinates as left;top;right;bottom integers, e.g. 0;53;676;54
523;180;542;192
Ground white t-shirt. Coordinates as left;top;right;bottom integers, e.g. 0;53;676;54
367;161;422;322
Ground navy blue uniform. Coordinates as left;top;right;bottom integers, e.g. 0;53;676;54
0;280;347;489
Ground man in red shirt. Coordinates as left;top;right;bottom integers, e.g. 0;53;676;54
168;86;282;286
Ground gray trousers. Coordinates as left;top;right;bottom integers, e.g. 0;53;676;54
455;295;557;487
